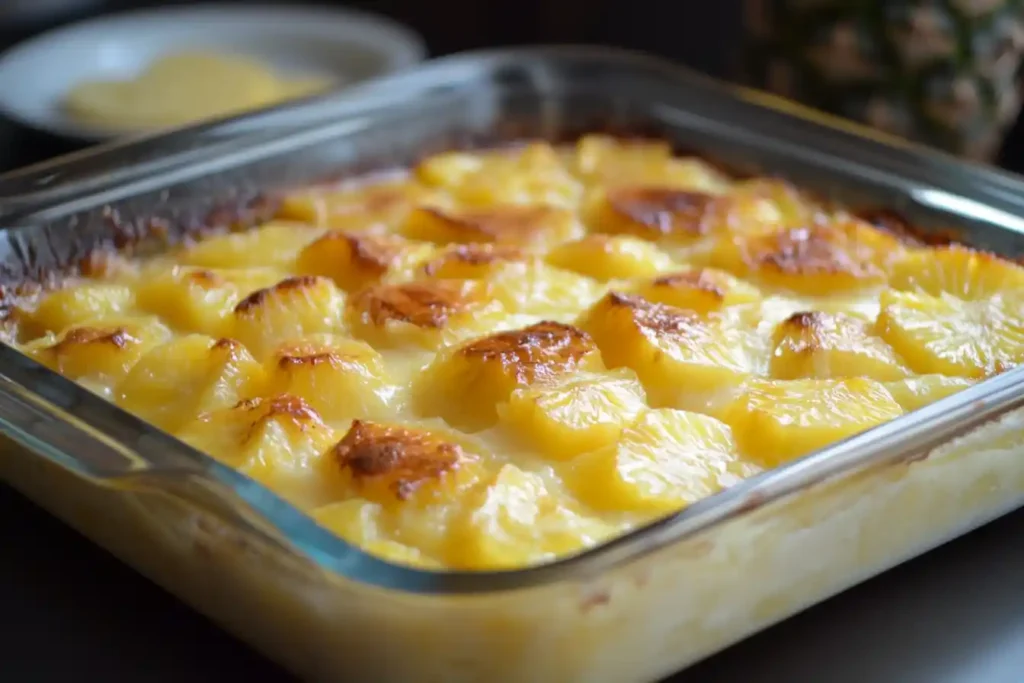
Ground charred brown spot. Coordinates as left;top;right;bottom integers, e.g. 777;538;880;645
186;269;223;287
459;321;596;383
749;227;879;277
308;233;405;274
333;420;462;500
605;292;700;336
421;243;524;276
652;270;727;299
605;187;714;236
352;280;479;329
233;276;323;314
51;326;137;353
419;206;562;244
238;394;325;442
775;311;864;355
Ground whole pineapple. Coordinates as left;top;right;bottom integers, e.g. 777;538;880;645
743;0;1024;160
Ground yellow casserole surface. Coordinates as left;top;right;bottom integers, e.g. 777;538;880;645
12;135;1024;571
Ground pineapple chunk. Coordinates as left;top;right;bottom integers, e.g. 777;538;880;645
702;179;823;237
877;289;1024;378
579;292;767;411
403;204;582;250
486;260;606;320
295;232;434;292
884;375;976;413
27;283;134;336
586;186;717;242
230;276;346;358
278;177;432;232
634;268;761;315
496;368;648;460
268;334;399;421
770;310;910;381
117;335;267;432
566;408;743;515
312;499;442;568
452;464;618;570
415;142;581;208
416;321;605;431
711;220;904;295
176;394;338;507
346;279;506;349
545;234;676;280
722;378;904;466
572;135;731;192
177;221;323;269
135;265;286;337
419;243;526;280
23;317;171;390
890;244;1024;300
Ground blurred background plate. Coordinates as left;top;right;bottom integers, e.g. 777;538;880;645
0;3;426;143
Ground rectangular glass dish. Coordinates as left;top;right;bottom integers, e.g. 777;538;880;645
2;47;1024;682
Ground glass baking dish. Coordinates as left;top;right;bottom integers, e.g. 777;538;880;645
2;47;1024;683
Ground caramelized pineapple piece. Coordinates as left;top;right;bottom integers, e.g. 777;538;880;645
295;232;434;292
419;243;526;280
278;177;433;232
722;378;903;466
23;317;171;390
328;420;487;559
230;276;346;357
579;292;767;410
702;179;823;237
403;204;582;250
573;135;731;191
586;187;717;242
117;335;267;432
711;220;903;295
452;464;618;570
634;268;761;315
496;368;648;460
268;334;398;421
891;245;1024;300
27;284;134;336
416;321;605;431
177;395;338;507
566;408;744;515
415;142;581;208
883;375;976;413
135;265;286;337
486;260;606;320
545;234;676;281
770;311;910;381
312;499;442;568
877;289;1024;378
178;221;323;269
346;279;506;349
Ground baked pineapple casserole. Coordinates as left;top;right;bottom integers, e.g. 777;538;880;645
12;136;1024;570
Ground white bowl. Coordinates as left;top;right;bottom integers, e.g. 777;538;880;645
0;3;426;143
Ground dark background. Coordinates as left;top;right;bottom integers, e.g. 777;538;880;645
2;2;1024;682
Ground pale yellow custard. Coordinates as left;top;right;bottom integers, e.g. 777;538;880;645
15;136;1024;572
64;51;333;131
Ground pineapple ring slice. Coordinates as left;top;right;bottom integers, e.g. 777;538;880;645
415;321;605;431
496;368;648;460
565;408;748;515
579;291;767;411
722;378;904;466
585;186;717;241
346;279;507;350
890;244;1024;301
267;334;400;421
295;232;434;293
769;310;910;381
545;234;677;281
633;268;762;315
877;288;1024;378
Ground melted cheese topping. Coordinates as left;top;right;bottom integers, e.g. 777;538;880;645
15;135;1024;571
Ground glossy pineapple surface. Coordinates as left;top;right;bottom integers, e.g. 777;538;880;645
15;136;1021;570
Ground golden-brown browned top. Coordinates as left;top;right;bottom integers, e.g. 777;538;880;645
15;135;1023;572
